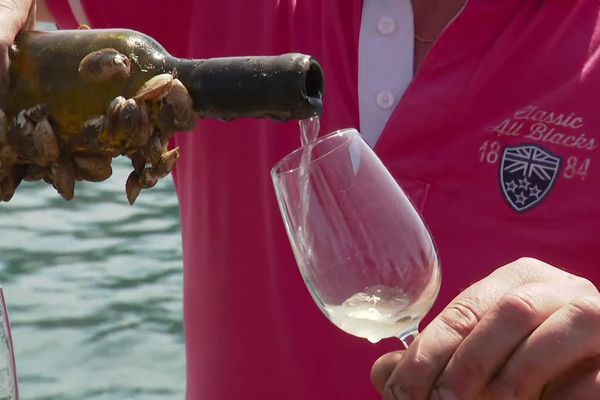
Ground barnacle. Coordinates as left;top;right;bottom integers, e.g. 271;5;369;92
1;69;195;203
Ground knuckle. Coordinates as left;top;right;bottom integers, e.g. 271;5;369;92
502;257;562;279
515;256;542;266
570;275;600;295
496;257;546;285
508;257;546;272
496;290;539;326
438;300;481;340
410;348;436;372
567;296;600;329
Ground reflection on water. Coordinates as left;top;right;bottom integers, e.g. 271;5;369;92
0;157;185;399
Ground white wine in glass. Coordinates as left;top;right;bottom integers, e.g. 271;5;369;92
272;128;441;346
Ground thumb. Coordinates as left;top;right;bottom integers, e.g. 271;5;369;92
371;351;406;394
0;0;35;92
0;0;35;42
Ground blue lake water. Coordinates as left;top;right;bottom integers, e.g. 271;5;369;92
0;157;185;399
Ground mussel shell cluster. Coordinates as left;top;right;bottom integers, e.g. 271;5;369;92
0;48;197;204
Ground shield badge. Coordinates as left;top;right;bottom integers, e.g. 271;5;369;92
500;145;562;212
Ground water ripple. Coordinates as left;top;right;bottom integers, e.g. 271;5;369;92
0;157;185;399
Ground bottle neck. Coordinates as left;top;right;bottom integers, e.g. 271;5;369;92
169;54;323;121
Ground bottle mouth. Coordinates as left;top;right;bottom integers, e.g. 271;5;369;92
304;58;324;115
180;53;325;121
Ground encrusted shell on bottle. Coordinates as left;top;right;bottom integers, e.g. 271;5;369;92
106;96;128;133
51;157;76;200
152;147;180;179
125;170;142;205
134;73;174;102
0;108;14;178
78;48;132;83
8;109;36;160
73;154;113;182
159;78;197;131
23;165;50;182
106;97;153;147
74;115;105;150
31;118;60;166
142;135;163;166
120;100;153;146
8;107;59;166
0;173;18;202
130;151;146;172
23;104;50;123
0;145;17;177
0;108;8;145
140;168;158;189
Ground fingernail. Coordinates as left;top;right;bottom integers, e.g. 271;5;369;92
435;387;458;400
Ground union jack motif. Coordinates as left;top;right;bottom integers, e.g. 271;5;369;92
500;145;562;212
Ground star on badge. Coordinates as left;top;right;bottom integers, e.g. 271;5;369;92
500;145;562;213
529;185;542;199
514;192;528;205
518;177;530;190
505;180;518;193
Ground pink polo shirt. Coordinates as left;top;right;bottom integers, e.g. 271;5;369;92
48;0;600;399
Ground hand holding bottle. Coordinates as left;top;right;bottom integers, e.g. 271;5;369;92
0;0;35;94
0;34;195;203
0;28;323;204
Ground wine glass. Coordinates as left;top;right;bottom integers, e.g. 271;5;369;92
0;289;18;400
271;128;440;347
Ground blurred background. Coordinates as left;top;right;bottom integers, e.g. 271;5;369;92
0;156;185;399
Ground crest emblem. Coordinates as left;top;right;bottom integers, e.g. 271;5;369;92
500;145;562;212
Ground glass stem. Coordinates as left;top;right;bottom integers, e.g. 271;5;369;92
398;328;419;349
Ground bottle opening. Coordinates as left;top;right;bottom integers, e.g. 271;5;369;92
305;58;324;114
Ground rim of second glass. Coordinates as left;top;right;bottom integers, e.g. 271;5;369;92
271;128;360;176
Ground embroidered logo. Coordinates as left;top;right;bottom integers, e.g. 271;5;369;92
500;145;562;212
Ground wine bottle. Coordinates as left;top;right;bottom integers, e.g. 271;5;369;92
0;28;324;203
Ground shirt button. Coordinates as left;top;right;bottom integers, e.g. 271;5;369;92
377;16;396;35
376;91;395;109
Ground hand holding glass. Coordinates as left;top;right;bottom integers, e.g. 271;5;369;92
272;128;441;346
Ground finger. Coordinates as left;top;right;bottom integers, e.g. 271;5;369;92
371;351;404;394
544;369;600;400
382;258;578;400
488;295;600;399
0;0;34;42
542;354;600;399
383;271;518;399
434;279;598;400
0;0;35;91
25;1;36;31
0;44;7;94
